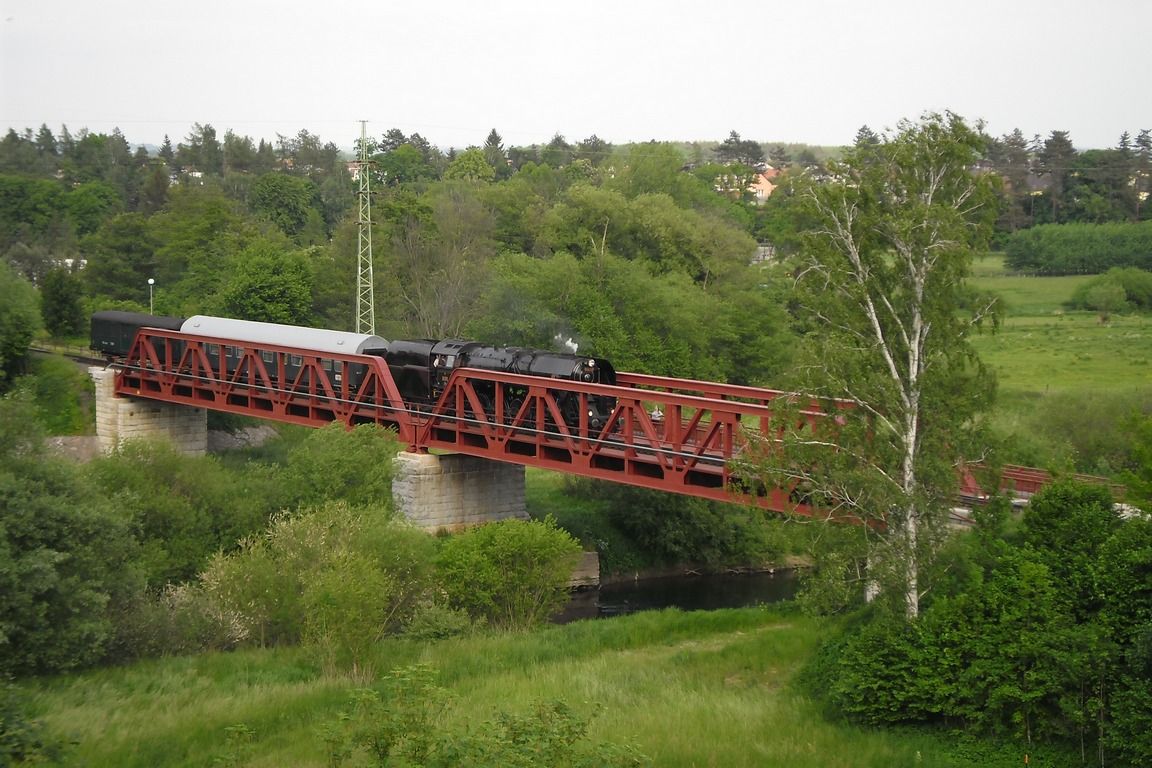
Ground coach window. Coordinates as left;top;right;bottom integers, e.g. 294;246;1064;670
207;343;219;356
290;354;303;367
261;351;274;364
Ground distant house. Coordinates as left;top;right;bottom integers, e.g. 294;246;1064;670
748;168;780;203
712;165;781;204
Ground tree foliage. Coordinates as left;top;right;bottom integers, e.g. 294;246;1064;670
435;517;581;630
249;172;325;243
744;112;999;617
0;392;139;676
215;241;315;324
0;261;41;391
443;148;496;182
1004;221;1152;274
808;481;1151;765
39;266;85;337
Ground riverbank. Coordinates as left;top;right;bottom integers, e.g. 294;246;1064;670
24;607;981;767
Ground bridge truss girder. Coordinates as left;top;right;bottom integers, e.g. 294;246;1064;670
112;328;840;516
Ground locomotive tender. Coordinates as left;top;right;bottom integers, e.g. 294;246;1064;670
90;311;617;430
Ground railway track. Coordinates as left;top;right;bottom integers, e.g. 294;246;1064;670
30;344;108;366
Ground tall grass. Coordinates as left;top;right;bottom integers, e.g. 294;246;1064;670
26;608;976;767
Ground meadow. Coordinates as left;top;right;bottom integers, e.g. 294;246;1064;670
27;607;1004;768
967;256;1152;470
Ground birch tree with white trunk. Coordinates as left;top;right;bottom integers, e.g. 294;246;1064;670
748;112;999;618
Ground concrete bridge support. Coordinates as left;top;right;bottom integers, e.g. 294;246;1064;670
90;367;208;455
392;452;527;532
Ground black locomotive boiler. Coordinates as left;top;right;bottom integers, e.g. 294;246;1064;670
384;337;617;430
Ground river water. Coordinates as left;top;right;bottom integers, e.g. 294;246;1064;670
553;570;799;623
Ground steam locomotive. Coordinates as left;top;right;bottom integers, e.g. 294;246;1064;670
90;311;618;430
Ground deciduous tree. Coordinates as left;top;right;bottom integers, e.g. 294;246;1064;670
443;147;495;182
0;261;42;390
39;267;85;337
744;112;999;618
216;242;314;325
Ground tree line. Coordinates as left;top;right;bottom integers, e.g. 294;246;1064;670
1004;220;1152;274
0;122;804;387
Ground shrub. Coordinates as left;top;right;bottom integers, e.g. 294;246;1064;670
107;582;251;661
821;614;939;725
303;549;405;679
1069;267;1152;313
0;260;41;392
323;665;649;767
0;393;141;675
806;482;1149;761
1025;389;1152;475
1022;479;1121;619
403;601;477;641
282;423;401;509
596;482;783;568
197;502;435;653
435;517;581;630
84;441;286;586
16;354;93;434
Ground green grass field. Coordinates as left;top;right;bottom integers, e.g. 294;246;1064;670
26;608;989;768
969;255;1152;404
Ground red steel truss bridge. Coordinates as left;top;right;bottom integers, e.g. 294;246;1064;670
111;327;844;516
111;328;1092;517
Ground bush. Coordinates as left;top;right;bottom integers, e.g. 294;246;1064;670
596;482;784;568
0;393;141;676
805;482;1152;763
1025;389;1152;475
0;260;41;392
16;354;93;434
282;423;401;509
85;441;286;586
197;502;435;655
403;601;477;641
820;615;938;725
323;665;649;767
303;549;406;679
1069;267;1152;313
107;582;251;660
0;679;67;764
1022;479;1121;619
435;517;581;630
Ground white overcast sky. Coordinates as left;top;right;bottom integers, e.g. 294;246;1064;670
1;0;1147;151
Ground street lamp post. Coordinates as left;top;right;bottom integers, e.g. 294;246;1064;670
148;278;155;314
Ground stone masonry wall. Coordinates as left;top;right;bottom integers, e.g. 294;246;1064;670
89;366;208;455
392;451;526;531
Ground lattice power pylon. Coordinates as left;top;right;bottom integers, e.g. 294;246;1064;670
356;121;376;335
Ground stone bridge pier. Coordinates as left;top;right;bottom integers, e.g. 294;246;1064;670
90;367;208;455
391;452;527;531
